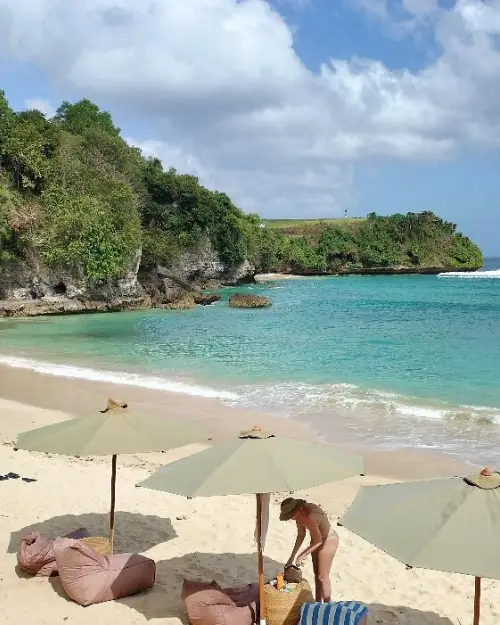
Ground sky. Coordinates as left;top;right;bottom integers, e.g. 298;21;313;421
0;0;499;255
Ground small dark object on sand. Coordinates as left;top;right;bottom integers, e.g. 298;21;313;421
0;472;35;482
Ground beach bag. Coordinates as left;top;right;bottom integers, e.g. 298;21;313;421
264;579;314;625
300;601;368;625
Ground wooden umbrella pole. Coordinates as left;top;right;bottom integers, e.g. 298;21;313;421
473;577;481;625
256;493;266;625
110;454;117;554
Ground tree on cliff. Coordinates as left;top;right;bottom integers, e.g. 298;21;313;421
0;88;484;281
0;91;264;279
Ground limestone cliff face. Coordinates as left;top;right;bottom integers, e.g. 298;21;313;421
0;249;143;302
142;240;254;303
0;240;255;317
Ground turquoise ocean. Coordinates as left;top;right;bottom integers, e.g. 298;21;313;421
1;258;500;465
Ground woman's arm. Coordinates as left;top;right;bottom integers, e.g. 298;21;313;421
286;522;306;565
295;517;323;565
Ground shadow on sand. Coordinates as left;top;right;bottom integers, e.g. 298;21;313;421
368;603;455;624
8;510;176;556
117;551;282;621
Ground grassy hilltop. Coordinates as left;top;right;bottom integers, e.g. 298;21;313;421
263;214;483;274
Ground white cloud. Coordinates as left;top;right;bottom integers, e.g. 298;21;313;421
1;0;500;216
24;97;56;118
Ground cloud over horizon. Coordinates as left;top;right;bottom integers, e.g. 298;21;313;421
2;0;500;217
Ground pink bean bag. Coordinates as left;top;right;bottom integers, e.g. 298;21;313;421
53;538;156;606
17;531;57;577
182;579;258;625
17;528;91;577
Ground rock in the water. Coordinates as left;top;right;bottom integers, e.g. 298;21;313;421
0;296;150;318
228;293;271;308
193;293;221;305
162;295;196;310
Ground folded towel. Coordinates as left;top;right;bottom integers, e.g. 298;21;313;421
300;601;368;625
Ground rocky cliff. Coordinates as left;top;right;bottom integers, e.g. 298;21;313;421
0;241;255;317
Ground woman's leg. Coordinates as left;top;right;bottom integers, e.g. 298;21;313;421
311;550;321;602
315;535;339;603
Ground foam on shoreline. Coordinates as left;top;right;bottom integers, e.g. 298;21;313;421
0;355;237;400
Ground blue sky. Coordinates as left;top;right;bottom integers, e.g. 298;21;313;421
1;0;499;255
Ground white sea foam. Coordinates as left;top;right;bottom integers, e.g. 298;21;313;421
229;381;500;426
438;269;500;278
0;355;237;400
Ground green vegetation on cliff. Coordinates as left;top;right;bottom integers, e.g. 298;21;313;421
0;89;483;282
0;92;263;280
264;213;483;273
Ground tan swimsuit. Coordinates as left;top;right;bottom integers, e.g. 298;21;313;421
305;505;338;544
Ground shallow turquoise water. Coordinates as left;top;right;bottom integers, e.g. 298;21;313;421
2;259;500;463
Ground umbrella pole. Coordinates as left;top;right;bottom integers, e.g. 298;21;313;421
256;493;266;625
473;577;481;625
109;454;117;554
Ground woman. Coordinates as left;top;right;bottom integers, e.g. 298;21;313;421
280;497;339;603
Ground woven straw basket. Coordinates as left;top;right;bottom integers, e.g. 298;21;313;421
264;579;314;625
81;536;112;556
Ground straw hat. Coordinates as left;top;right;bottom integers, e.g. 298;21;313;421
280;497;305;521
464;467;500;490
100;399;128;414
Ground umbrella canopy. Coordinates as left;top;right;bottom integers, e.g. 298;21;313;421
339;468;500;625
138;426;363;496
138;426;364;624
16;399;206;455
16;399;209;551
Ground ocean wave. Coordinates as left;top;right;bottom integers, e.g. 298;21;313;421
438;269;500;279
1;353;499;429
228;381;500;426
0;355;237;400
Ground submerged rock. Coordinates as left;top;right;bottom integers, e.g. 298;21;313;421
228;293;271;309
193;293;221;305
162;295;197;310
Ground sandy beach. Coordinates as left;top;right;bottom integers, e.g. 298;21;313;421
254;273;310;282
0;366;497;625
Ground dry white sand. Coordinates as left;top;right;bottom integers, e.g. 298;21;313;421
0;396;498;625
254;273;310;282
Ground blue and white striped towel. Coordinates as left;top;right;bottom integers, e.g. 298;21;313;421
300;601;368;625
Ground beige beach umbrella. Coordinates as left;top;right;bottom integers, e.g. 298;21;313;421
338;468;500;625
137;426;364;625
16;399;209;552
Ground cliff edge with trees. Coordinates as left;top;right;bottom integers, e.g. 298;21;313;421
0;90;483;316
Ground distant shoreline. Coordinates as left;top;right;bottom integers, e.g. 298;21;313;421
254;267;481;282
254;273;309;282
